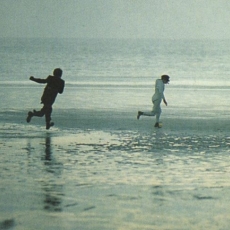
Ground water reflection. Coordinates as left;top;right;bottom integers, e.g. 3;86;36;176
44;134;52;161
42;133;64;212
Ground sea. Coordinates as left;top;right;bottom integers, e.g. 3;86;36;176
1;38;230;229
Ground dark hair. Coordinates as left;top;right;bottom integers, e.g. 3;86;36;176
161;74;170;82
53;68;63;77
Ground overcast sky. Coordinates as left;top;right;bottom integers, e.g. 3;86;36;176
1;0;230;39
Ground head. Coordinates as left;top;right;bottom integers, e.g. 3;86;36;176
53;68;63;78
161;75;170;84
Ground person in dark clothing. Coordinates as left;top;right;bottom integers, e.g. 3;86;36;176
26;68;65;129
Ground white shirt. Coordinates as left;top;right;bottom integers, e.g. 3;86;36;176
152;79;165;101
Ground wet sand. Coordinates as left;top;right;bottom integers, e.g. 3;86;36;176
1;110;230;229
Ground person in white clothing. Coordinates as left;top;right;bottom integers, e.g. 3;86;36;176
137;75;170;128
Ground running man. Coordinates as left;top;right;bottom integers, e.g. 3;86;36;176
137;75;170;128
26;68;65;129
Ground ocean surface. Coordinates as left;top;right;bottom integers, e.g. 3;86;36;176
1;38;230;229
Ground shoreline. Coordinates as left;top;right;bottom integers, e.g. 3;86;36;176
0;109;230;137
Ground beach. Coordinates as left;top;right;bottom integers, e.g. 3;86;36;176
1;38;230;229
1;107;230;230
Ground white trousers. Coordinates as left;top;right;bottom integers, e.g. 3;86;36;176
142;99;162;123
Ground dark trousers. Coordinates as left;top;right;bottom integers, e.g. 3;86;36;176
33;104;52;123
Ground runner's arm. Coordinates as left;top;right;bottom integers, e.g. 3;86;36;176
30;76;47;84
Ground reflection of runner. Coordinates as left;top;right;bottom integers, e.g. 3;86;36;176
137;75;170;128
26;68;65;130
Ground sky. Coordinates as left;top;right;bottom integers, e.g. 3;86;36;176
1;0;230;39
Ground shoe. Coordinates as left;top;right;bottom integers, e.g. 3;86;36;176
26;111;33;123
46;121;54;130
137;111;143;120
154;122;161;128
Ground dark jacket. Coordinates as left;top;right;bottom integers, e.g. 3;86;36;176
33;75;65;105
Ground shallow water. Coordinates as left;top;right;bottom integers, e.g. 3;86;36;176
1;124;230;229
